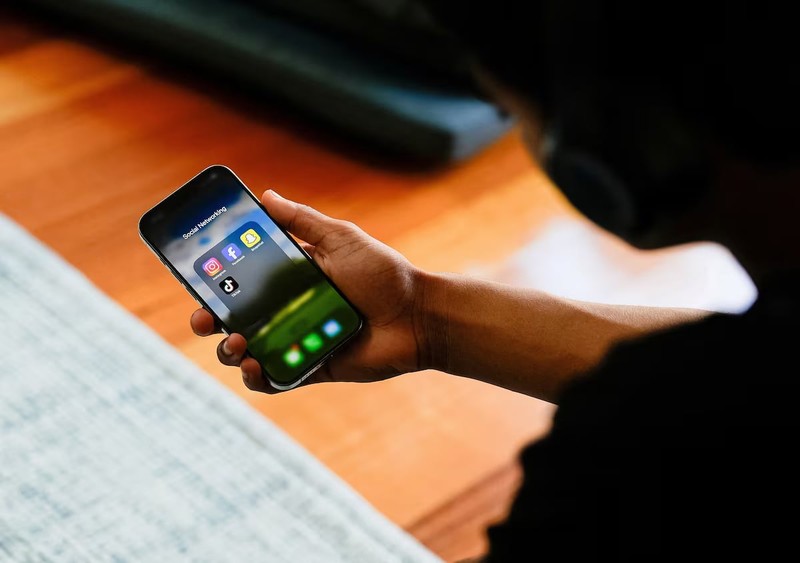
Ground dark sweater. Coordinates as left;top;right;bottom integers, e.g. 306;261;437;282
486;273;800;561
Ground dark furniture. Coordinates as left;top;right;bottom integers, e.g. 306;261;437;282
26;0;514;163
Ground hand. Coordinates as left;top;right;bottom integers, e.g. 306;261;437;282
190;190;428;393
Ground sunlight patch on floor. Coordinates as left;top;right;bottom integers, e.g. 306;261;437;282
467;217;757;314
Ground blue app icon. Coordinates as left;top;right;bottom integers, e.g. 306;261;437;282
222;243;243;262
322;319;342;338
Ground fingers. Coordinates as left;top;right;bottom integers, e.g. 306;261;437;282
193;290;327;395
194;307;319;395
240;358;272;393
191;308;220;336
216;333;247;366
240;357;327;394
210;335;275;394
261;189;347;247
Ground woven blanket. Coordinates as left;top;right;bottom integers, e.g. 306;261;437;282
0;214;439;563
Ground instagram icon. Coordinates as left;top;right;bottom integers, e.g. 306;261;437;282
202;257;223;277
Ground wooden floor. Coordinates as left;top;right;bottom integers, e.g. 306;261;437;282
0;10;577;561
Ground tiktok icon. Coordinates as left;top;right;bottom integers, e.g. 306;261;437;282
219;276;239;295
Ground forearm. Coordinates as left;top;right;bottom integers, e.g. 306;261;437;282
416;272;710;404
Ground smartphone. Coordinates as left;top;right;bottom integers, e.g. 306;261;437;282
138;165;363;390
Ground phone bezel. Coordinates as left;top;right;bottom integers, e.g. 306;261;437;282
138;164;364;391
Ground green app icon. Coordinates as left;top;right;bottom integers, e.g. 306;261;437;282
283;346;304;368
302;332;324;353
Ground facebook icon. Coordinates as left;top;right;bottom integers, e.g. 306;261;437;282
222;243;243;262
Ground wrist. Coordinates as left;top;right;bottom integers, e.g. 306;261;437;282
412;270;453;373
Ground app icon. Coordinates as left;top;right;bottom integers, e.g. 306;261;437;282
283;345;304;368
302;332;324;353
219;276;239;295
202;257;223;277
240;228;261;248
322;319;342;338
222;243;242;262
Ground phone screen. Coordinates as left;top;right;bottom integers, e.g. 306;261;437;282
139;165;362;388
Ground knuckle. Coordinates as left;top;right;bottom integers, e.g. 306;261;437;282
327;220;359;245
337;219;358;233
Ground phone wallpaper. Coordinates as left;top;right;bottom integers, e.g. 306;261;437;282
146;173;359;385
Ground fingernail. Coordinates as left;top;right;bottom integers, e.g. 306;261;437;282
222;339;232;356
268;189;284;200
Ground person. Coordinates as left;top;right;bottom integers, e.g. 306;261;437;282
190;1;800;560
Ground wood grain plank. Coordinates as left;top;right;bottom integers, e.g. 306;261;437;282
407;462;524;562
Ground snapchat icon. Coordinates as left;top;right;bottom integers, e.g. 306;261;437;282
240;228;261;248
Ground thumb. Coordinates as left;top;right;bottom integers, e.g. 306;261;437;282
261;190;336;246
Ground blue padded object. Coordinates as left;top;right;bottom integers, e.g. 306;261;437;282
244;0;469;74
26;0;515;163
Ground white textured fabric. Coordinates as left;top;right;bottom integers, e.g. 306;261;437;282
0;214;439;563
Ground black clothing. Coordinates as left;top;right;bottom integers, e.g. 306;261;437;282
485;273;800;561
